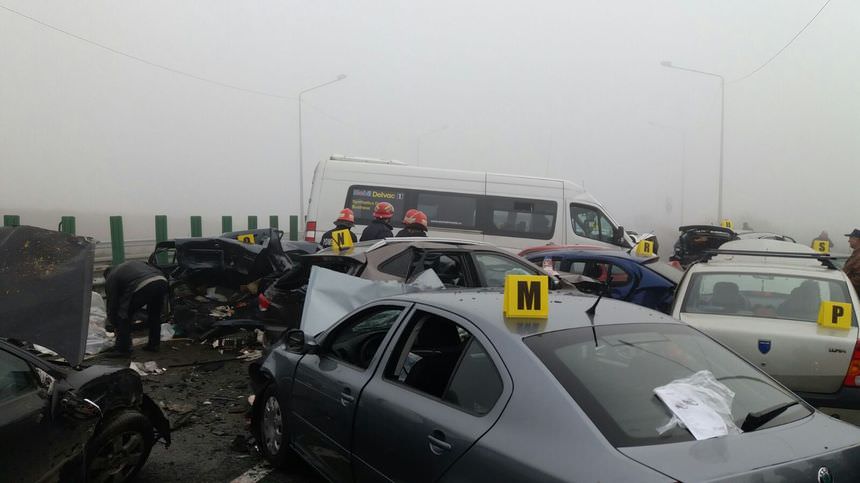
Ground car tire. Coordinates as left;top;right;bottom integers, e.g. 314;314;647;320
257;383;297;468
86;410;156;483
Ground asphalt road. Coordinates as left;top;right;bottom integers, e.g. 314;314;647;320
90;339;323;483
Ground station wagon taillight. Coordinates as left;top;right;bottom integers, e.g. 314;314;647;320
305;221;316;242
843;341;860;387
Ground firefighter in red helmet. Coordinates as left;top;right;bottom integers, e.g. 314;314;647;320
320;208;358;248
396;210;428;237
360;202;395;241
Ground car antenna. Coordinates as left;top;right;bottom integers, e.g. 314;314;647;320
585;271;613;347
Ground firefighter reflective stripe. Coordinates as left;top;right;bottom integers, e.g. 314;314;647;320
503;275;548;319
817;301;852;330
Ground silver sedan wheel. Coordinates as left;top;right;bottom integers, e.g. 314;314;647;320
89;431;146;483
262;394;284;455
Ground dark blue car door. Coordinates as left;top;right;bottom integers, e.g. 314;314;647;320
288;303;409;482
351;305;512;482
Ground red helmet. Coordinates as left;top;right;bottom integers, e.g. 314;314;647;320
372;202;395;219
404;210;428;230
335;208;355;225
402;209;418;225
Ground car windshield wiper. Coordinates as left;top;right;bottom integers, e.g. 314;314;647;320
740;401;800;432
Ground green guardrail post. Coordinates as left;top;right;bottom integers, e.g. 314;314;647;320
190;216;202;237
155;215;168;265
3;215;20;227
222;216;232;233
289;215;299;241
59;216;76;235
269;215;279;229
109;216;125;265
248;215;258;230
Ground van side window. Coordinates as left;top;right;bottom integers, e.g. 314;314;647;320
346;186;409;225
570;204;616;243
486;197;556;239
417;193;478;229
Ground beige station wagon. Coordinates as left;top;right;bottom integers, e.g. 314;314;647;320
673;239;860;422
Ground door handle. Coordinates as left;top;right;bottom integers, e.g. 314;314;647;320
340;389;355;406
427;431;452;455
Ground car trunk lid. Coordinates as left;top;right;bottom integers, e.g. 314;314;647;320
682;313;857;393
619;412;860;482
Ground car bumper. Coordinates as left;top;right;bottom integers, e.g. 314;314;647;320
797;386;860;409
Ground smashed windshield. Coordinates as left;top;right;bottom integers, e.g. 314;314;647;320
524;323;810;447
681;272;854;324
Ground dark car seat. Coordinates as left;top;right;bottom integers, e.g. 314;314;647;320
710;282;748;313
777;282;821;320
404;317;464;397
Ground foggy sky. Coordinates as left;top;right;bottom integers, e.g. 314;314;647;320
1;0;857;246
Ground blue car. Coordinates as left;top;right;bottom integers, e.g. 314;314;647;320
526;249;681;313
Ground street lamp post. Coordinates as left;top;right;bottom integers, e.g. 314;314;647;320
416;125;448;166
660;61;725;221
298;74;347;222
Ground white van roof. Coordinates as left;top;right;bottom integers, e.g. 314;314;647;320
324;154;598;203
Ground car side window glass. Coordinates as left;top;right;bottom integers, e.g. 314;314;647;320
0;350;37;403
570;204;616;243
326;307;402;369
379;249;414;278
387;312;471;398
443;339;503;415
473;253;537;287
420;253;469;287
557;260;629;287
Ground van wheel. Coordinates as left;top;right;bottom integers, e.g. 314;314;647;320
86;410;155;483
258;384;298;468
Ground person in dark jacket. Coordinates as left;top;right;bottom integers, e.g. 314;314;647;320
360;201;395;241
103;260;168;355
396;209;429;237
320;208;358;249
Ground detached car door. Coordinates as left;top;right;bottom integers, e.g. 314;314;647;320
352;305;511;482
288;303;408;482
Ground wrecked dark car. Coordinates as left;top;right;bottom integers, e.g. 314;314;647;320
148;228;292;289
670;225;739;268
0;226;170;482
256;238;565;329
147;229;307;334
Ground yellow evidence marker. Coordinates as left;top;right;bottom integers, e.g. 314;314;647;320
817;301;852;331
503;274;549;319
635;240;655;257
331;228;354;251
812;239;831;254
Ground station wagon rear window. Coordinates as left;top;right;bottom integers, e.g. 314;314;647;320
681;272;855;325
525;323;810;447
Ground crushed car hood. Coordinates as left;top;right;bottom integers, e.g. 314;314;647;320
0;226;93;365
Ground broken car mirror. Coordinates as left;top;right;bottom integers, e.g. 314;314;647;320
286;329;319;355
60;391;102;421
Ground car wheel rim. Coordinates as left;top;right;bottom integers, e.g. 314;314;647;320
262;394;283;455
89;430;146;483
